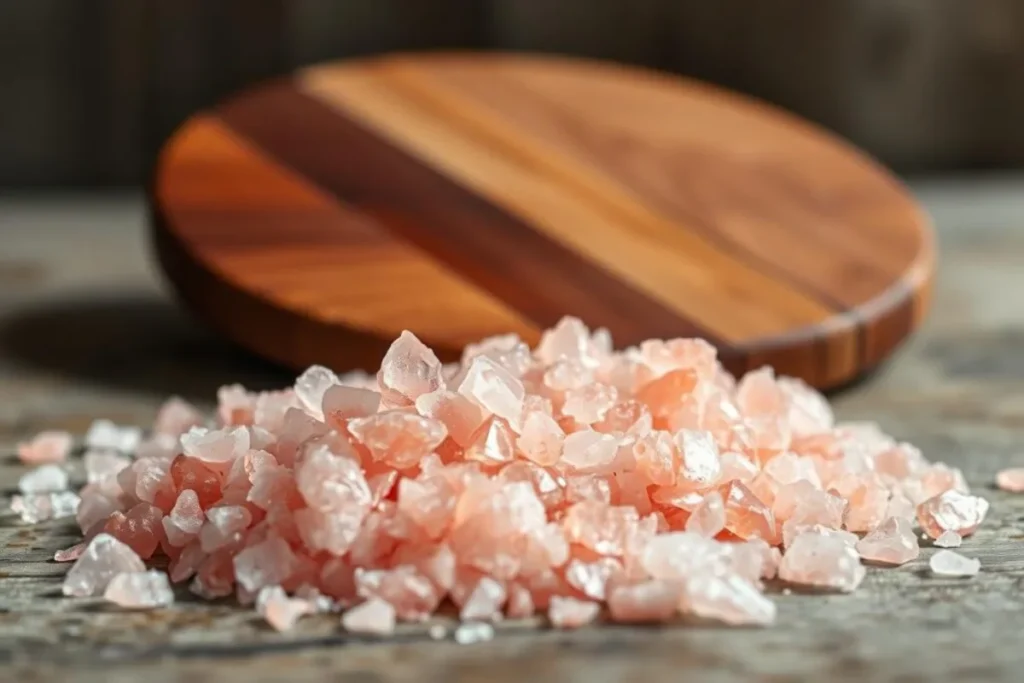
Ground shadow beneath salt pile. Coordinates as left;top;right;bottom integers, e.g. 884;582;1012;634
0;292;292;403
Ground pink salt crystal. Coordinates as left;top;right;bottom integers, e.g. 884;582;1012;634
181;426;250;465
162;490;205;547
84;450;130;483
996;467;1024;493
17;430;73;465
855;517;920;565
19;464;69;493
355;565;441;621
516;411;565;466
719;451;759;483
347;412;447;469
169;541;205;583
777;376;833;437
462;334;533;377
217;385;256;425
607;579;680;623
295;445;372;513
115;502;164;559
593;400;652;436
63;533;145;597
457;355;525;428
104;570;174;608
154;396;204;437
536;317;594;366
199;505;252;552
234;535;295;593
929;549;980;577
721;480;776;542
454;621;495;644
464;418;515;465
342;597;397;635
562;501;638;557
506;582;535;618
544;359;594;392
779;530;865;592
415;389;487;447
918;463;969;501
397;477;456;540
459;576;507;621
675;430;721;489
378;331;445;406
54;542;87;563
562;384;618;425
322;384;381;427
548;596;600;629
85;419;142;454
635;369;698;420
257;585;314;632
632;432;677;487
11;491;80;524
253;390;300;432
685;491;726;537
564;557;622;600
683;573;776;626
293;365;339;419
561;431;620;474
763;452;821;488
916;490;989;539
934;530;962;548
641;532;720;580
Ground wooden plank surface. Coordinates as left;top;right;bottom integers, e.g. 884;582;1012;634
1;180;1024;681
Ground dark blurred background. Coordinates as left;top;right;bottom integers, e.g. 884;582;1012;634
3;0;1024;188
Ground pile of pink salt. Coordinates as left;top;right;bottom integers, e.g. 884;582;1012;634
25;317;990;632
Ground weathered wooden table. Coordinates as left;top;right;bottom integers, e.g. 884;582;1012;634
1;183;1024;682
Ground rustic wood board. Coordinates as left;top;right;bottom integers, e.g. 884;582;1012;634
0;183;1022;681
151;53;933;391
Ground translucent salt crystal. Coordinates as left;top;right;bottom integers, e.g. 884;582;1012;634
180;426;250;464
917;490;989;539
996;468;1024;493
506;583;535;618
217;385;256;425
17;430;73;465
565;557;622;600
562;501;638;557
459;576;507;621
544;359;594;392
562;383;618;425
296;445;372;513
636;369;698;419
778;376;833;437
54;542;86;563
104;570;174;608
454;621;495;644
18;464;69;493
11;491;80;524
779;530;865;592
85;419;141;454
63;533;145;597
415;389;486;447
457;356;525;429
234;536;295;593
348;412;447;469
84;450;131;483
378;331;445;406
685;491;726;537
675;430;721;489
607;580;680;623
548;596;600;629
162;489;205;547
856;517;920;565
257;585;314;632
683;573;776;626
721;480;776;542
322;384;381;426
464;419;515;465
294;365;339;419
516;411;565;466
929;549;980;577
561;431;620;474
154;396;204;437
631;432;677;486
536;317;594;366
342;597;396;635
934;530;962;548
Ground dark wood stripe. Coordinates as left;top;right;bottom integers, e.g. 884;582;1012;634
214;81;722;348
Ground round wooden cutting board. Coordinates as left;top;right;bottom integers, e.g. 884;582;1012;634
150;52;934;390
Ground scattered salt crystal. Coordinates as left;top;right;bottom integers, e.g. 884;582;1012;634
917;490;989;539
934;531;962;548
85;419;141;454
454;621;495;644
996;468;1024;493
683;573;776;626
929;550;980;577
548;596;600;629
342;598;396;635
856;517;920;566
779;530;865;592
63;533;145;597
18;464;69;494
11;491;79;523
104;570;174;608
257;585;314;631
17;430;73;465
54;542;87;563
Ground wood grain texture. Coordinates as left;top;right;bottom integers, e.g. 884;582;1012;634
151;53;934;389
0;186;1022;682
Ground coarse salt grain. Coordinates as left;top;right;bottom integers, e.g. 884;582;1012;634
6;317;987;634
17;430;73;465
934;531;962;548
996;468;1024;493
929;550;980;577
